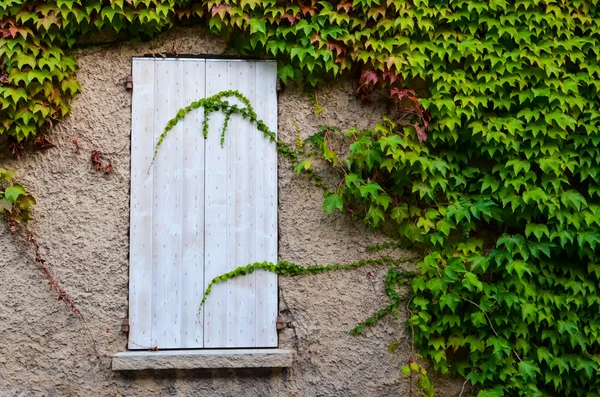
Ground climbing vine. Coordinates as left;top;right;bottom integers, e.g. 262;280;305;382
4;0;600;396
292;111;600;396
156;81;600;396
150;89;297;167
0;167;36;231
0;171;98;357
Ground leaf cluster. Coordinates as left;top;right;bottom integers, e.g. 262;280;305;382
0;168;35;230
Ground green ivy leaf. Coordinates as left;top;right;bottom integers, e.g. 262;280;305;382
518;361;541;381
4;184;27;202
323;192;343;214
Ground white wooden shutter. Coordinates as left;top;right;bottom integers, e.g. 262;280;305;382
129;58;278;349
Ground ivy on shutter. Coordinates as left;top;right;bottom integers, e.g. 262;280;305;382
128;58;278;350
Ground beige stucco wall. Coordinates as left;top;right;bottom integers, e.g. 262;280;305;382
0;28;466;396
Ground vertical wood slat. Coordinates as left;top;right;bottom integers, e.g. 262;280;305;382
204;61;230;348
152;60;184;348
128;59;155;349
255;61;279;347
226;61;257;347
180;59;206;348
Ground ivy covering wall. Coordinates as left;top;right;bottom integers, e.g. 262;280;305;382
3;0;600;396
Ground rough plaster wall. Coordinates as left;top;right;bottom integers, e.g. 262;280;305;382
0;28;467;396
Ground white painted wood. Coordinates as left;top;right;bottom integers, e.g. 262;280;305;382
130;58;278;350
203;60;230;348
152;60;184;348
226;61;257;347
180;59;206;348
129;59;155;349
255;61;279;347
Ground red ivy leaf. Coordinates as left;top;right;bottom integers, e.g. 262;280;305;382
382;70;400;85
360;69;379;88
311;32;322;45
301;2;317;16
328;41;346;57
91;150;104;171
282;12;299;24
211;4;231;18
414;124;427;142
337;2;353;12
104;163;114;174
33;136;55;149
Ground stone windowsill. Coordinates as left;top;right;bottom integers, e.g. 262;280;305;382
112;349;294;371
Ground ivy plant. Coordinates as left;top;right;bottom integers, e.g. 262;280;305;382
0;168;35;231
156;84;600;396
4;0;600;396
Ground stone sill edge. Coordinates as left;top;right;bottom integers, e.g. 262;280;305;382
112;349;294;371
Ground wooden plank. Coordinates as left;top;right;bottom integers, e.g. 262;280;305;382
180;59;206;348
226;61;257;347
128;59;155;350
151;60;184;348
254;61;279;347
204;60;230;348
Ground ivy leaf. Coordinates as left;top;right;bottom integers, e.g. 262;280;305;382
366;205;385;226
277;65;296;84
462;272;483;292
323;192;343;214
575;358;597;378
379;134;403;152
391;203;409;223
436;219;453;236
0;168;16;182
101;7;119;23
359;182;383;198
4;184;27;202
0;198;12;212
471;311;487;327
61;78;81;96
525;223;549;240
496;234;525;252
426;277;448;295
558;320;578;335
551;357;570;375
412;277;426;293
577;232;600;251
344;173;363;188
518;361;541;381
507;260;532;279
249;19;267;35
14;53;36;69
28;69;52;84
439;293;460;312
561;190;587;211
294;159;312;174
477;389;504;397
363;148;382;169
521;303;537;321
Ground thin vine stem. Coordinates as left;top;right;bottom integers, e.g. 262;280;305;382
148;90;298;173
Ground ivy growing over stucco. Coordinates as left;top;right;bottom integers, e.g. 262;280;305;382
158;75;600;396
4;0;600;396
